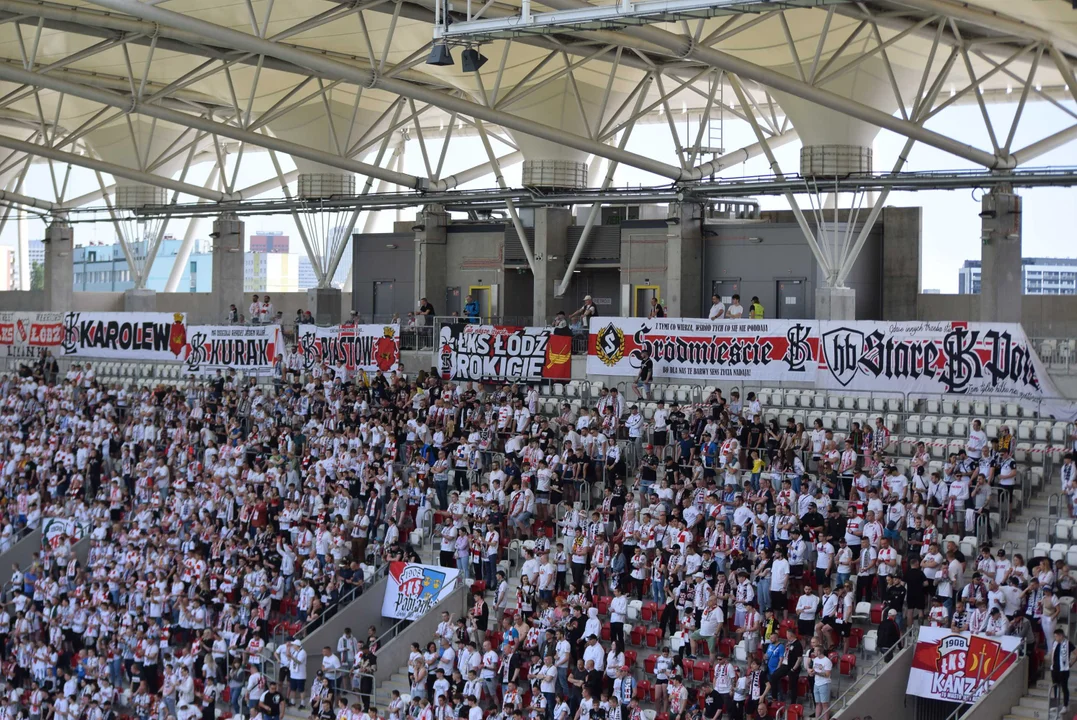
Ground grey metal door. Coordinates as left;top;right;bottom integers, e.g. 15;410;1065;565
372;281;395;321
711;279;740;307
776;278;806;319
445;286;462;317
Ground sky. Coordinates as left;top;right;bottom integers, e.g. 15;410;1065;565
4;94;1076;293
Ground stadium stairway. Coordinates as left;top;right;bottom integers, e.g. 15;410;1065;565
1003;677;1071;720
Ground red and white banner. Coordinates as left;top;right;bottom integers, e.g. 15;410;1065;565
586;318;1076;419
382;562;459;620
907;627;1021;703
0;312;64;359
436;323;572;383
182;324;282;376
61;312;189;361
296;323;400;374
588;318;819;383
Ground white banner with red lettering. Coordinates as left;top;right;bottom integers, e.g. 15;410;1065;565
181;324;282;376
906;627;1021;703
586;318;1076;419
60;312;189;361
382;562;459;620
0;312;65;359
295;323;400;374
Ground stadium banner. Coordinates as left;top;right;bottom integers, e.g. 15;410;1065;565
586;318;1076;418
0;312;64;359
435;323;572;383
906;627;1020;703
182;324;282;376
60;312;188;361
296;323;400;373
42;516;89;549
586;318;820;382
382;561;459;620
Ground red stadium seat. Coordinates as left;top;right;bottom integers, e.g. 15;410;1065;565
644;654;656;674
646;628;663;648
642;601;659;622
631;626;646;646
693;660;712;684
602;623;612;641
840;654;856;675
870;603;884;624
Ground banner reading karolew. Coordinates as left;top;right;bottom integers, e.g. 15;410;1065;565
296;324;400;373
61;312;188;361
906;627;1020;704
382;562;459;620
436;323;571;383
183;325;282;376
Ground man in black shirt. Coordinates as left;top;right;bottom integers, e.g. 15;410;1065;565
259;681;284;720
635;349;653;400
825;507;846;548
768;629;803;703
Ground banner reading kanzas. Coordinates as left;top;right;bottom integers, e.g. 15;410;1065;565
382;562;459;620
296;323;400;373
907;627;1020;703
0;312;64;359
182;325;282;376
61;312;188;361
436;323;571;383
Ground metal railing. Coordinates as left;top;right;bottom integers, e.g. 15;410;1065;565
830;622;918;714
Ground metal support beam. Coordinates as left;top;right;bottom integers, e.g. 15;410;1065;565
0;133;226;201
536;0;1015;170
78;0;689;181
0;62;424;190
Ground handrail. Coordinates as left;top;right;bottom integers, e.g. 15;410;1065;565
830;622;918;713
1027;518;1040;558
273;562;388;643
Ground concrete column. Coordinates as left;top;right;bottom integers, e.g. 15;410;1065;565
881;207;922;320
307;287;342;325
43;221;73;312
665;203;703;318
123;288;157;312
980;189;1022;323
533;206;571;325
815;286;856;320
413;206;448;322
211;213;245;324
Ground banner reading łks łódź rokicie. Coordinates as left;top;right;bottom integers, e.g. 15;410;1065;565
435;322;571;383
587;318;1075;418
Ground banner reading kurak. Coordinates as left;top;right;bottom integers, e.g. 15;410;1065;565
382;561;459;620
906;627;1020;703
182;325;281;376
61;312;188;361
436;323;572;383
296;323;400;373
587;318;1075;417
0;312;65;359
587;318;819;382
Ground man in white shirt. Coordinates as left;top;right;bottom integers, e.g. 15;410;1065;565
708;294;725;321
609;587;629;648
967;420;987;460
726;294;744;319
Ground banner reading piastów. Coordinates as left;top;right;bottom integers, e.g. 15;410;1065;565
182;325;282;376
61;312;188;361
587;318;820;382
382;562;459;620
296;323;400;373
435;323;571;383
906;627;1020;703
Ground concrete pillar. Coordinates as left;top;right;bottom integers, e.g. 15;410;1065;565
43;221;73;312
211;213;245;324
815;286;856;320
881;207;923;320
123;288;157;312
533;207;571;325
665;203;703;318
307;287;342;326
413;206;448;323
980;189;1022;323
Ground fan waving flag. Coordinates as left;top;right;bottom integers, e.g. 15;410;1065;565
382;562;459;620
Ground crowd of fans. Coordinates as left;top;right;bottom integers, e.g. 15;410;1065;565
0;350;1070;720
